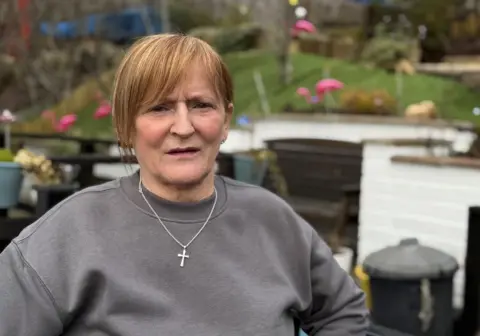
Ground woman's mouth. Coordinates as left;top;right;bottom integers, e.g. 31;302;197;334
167;147;200;157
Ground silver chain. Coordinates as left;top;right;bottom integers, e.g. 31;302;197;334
138;178;218;251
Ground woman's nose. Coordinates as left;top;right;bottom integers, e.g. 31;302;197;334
170;102;195;138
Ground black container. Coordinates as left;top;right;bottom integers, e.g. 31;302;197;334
216;152;235;179
364;238;458;336
33;184;78;216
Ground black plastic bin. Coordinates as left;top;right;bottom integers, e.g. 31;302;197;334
363;238;458;336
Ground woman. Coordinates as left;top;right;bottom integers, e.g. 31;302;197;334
0;34;368;335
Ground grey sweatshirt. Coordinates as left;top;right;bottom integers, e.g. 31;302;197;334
0;172;368;335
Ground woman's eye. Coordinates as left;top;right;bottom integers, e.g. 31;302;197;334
192;102;213;109
150;105;170;112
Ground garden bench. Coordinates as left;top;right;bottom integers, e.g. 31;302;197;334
265;138;363;253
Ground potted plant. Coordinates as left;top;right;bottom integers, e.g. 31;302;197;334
0;109;23;209
232;116;288;192
233;148;270;186
13;148;77;212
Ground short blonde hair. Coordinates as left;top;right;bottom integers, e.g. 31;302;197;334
112;34;234;148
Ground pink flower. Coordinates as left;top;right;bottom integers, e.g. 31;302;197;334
57;114;77;132
315;79;344;97
42;110;77;132
94;101;112;119
0;109;16;123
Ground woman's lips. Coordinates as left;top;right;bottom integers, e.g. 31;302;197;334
167;147;200;158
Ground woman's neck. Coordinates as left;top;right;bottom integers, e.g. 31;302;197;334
139;172;215;202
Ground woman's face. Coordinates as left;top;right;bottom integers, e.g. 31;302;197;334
134;65;232;187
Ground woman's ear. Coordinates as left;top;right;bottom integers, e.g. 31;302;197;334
222;103;233;140
224;103;233;127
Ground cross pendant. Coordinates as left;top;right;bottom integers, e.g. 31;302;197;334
177;248;190;267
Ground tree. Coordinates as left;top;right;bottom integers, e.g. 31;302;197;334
0;0;131;112
263;0;295;85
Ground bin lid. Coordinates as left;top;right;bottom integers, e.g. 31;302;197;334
363;238;458;280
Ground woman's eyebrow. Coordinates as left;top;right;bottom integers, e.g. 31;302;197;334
185;93;217;100
152;94;217;104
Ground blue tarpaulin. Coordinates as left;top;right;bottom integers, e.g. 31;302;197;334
39;6;162;42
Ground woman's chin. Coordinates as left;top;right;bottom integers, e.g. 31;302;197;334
160;168;210;187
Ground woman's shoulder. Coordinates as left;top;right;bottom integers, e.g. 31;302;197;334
219;176;309;229
219;176;313;250
220;176;292;209
14;179;123;244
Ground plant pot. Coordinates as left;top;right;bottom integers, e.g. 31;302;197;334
333;246;354;273
232;152;268;186
0;162;24;209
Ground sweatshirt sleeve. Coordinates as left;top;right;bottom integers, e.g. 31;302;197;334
298;230;369;336
0;242;63;336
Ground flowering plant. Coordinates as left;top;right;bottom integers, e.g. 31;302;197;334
0;109;16;153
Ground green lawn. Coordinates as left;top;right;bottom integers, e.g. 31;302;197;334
20;50;480;140
224;51;479;123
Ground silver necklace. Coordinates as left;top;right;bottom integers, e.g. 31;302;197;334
138;178;218;268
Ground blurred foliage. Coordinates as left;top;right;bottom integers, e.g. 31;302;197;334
216;3;253;27
11;71;115;138
169;2;217;33
13;49;480;141
340;89;397;115
360;21;414;70
387;0;457;60
215;24;263;54
360;37;411;70
187;27;219;46
394;0;456;36
189;23;262;54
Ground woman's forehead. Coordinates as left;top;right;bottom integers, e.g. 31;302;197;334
156;70;221;101
167;79;218;100
140;59;225;107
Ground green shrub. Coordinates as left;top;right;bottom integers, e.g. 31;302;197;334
215;23;262;54
188;26;221;46
216;4;252;27
170;3;217;33
360;37;411;71
189;23;262;54
340;89;397;115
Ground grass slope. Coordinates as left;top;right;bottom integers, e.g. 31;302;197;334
17;51;480;140
224;51;479;124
